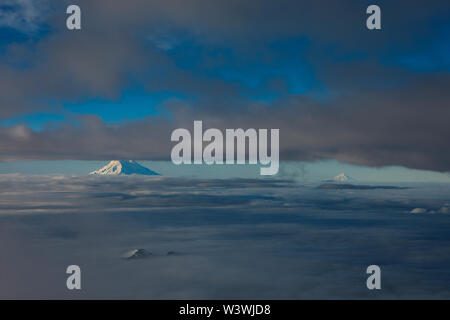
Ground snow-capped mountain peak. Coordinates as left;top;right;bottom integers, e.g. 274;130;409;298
333;173;349;182
333;173;351;182
90;160;159;176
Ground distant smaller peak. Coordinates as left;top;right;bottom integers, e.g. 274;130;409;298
322;173;355;183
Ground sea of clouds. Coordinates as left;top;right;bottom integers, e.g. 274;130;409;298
0;174;449;299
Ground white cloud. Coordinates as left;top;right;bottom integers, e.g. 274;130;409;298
0;0;48;33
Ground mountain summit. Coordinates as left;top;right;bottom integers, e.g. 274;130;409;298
322;173;355;183
90;160;159;176
333;173;351;182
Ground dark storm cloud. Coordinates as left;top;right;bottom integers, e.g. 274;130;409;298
0;1;449;171
2;73;449;172
0;0;242;118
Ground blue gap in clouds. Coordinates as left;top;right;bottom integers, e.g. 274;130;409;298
63;89;177;124
0;18;53;56
0;113;66;131
387;20;450;72
166;36;318;102
0;90;180;131
0;27;28;50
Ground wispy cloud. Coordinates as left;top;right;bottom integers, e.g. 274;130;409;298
0;0;48;33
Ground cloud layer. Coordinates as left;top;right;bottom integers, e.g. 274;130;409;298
1;175;450;299
0;1;449;172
